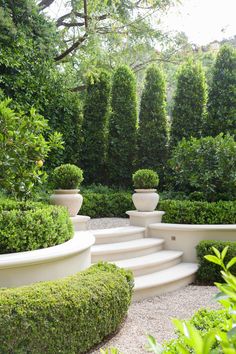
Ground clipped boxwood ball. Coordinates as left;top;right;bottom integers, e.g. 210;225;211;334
52;164;84;189
132;169;159;189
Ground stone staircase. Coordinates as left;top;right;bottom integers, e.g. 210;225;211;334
88;225;198;301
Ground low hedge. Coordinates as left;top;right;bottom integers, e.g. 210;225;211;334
0;263;133;354
80;192;236;224
196;240;236;284
159;200;236;224
0;198;73;254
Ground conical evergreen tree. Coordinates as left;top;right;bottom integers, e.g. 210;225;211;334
107;66;138;186
205;45;236;137
170;60;207;148
81;71;110;184
137;65;168;184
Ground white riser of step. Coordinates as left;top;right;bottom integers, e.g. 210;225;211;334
92;226;145;244
133;263;198;301
115;250;183;276
92;238;164;262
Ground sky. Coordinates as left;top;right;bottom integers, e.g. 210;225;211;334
48;0;236;46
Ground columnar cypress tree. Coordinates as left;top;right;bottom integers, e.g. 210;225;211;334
107;66;138;186
205;45;236;137
137;65;168;183
81;71;111;184
170;60;207;148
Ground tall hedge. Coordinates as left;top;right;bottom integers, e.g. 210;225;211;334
205;45;236;137
107;66;138;186
170;60;207;148
81;71;111;184
137;65;168;184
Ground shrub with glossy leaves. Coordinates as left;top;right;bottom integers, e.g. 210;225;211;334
51;164;84;189
132;169;159;189
169;134;236;201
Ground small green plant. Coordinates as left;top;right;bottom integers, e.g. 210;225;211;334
52;164;84;189
0;99;63;200
132;169;159;189
100;348;121;354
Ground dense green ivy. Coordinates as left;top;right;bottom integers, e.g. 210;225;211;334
205;45;236;137
170;59;207;148
81;71;111;184
137;65;168;184
107;66;138;187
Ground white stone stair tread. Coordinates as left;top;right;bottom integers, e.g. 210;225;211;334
92;226;145;238
135;263;198;290
92;238;164;255
115;250;183;270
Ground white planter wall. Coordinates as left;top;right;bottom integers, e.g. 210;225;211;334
0;232;95;288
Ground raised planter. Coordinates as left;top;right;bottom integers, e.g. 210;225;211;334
0;232;95;288
148;223;236;262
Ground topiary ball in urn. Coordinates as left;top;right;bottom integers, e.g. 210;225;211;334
50;164;84;217
132;169;159;212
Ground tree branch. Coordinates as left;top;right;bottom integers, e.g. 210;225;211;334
38;0;55;10
55;34;88;61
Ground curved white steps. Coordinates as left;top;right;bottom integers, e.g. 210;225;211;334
92;226;145;244
115;250;183;276
134;263;198;301
91;238;164;262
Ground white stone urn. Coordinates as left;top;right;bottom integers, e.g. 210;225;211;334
132;189;159;212
50;189;83;217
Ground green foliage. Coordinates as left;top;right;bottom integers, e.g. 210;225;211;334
169;134;236;202
196;240;236;284
80;191;132;218
51;164;84;189
159;200;236;224
149;247;236;354
132;169;159;189
205;45;236;137
81;71;111;184
0;100;63;200
137;65;168;184
170;60;207;148
108;66;138;186
0;262;133;353
0;198;73;254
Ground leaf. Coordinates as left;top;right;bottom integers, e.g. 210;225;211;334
226;257;236;270
212;247;221;259
221;246;229;261
204;255;222;266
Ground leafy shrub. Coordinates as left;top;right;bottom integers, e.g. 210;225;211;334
0;100;63;200
0;263;133;354
169;134;236;201
51;164;84;189
132;169;159;189
0;199;73;254
80;191;133;218
159;199;236;224
196;240;236;284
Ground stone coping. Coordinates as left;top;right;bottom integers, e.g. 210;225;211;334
126;210;165;217
0;232;95;269
149;223;236;231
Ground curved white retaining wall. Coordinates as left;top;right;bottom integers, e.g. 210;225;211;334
0;232;95;288
148;223;236;262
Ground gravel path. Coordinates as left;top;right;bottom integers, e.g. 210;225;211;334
87;218;220;354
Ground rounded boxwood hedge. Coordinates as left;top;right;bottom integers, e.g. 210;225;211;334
0;262;133;354
0;198;73;254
